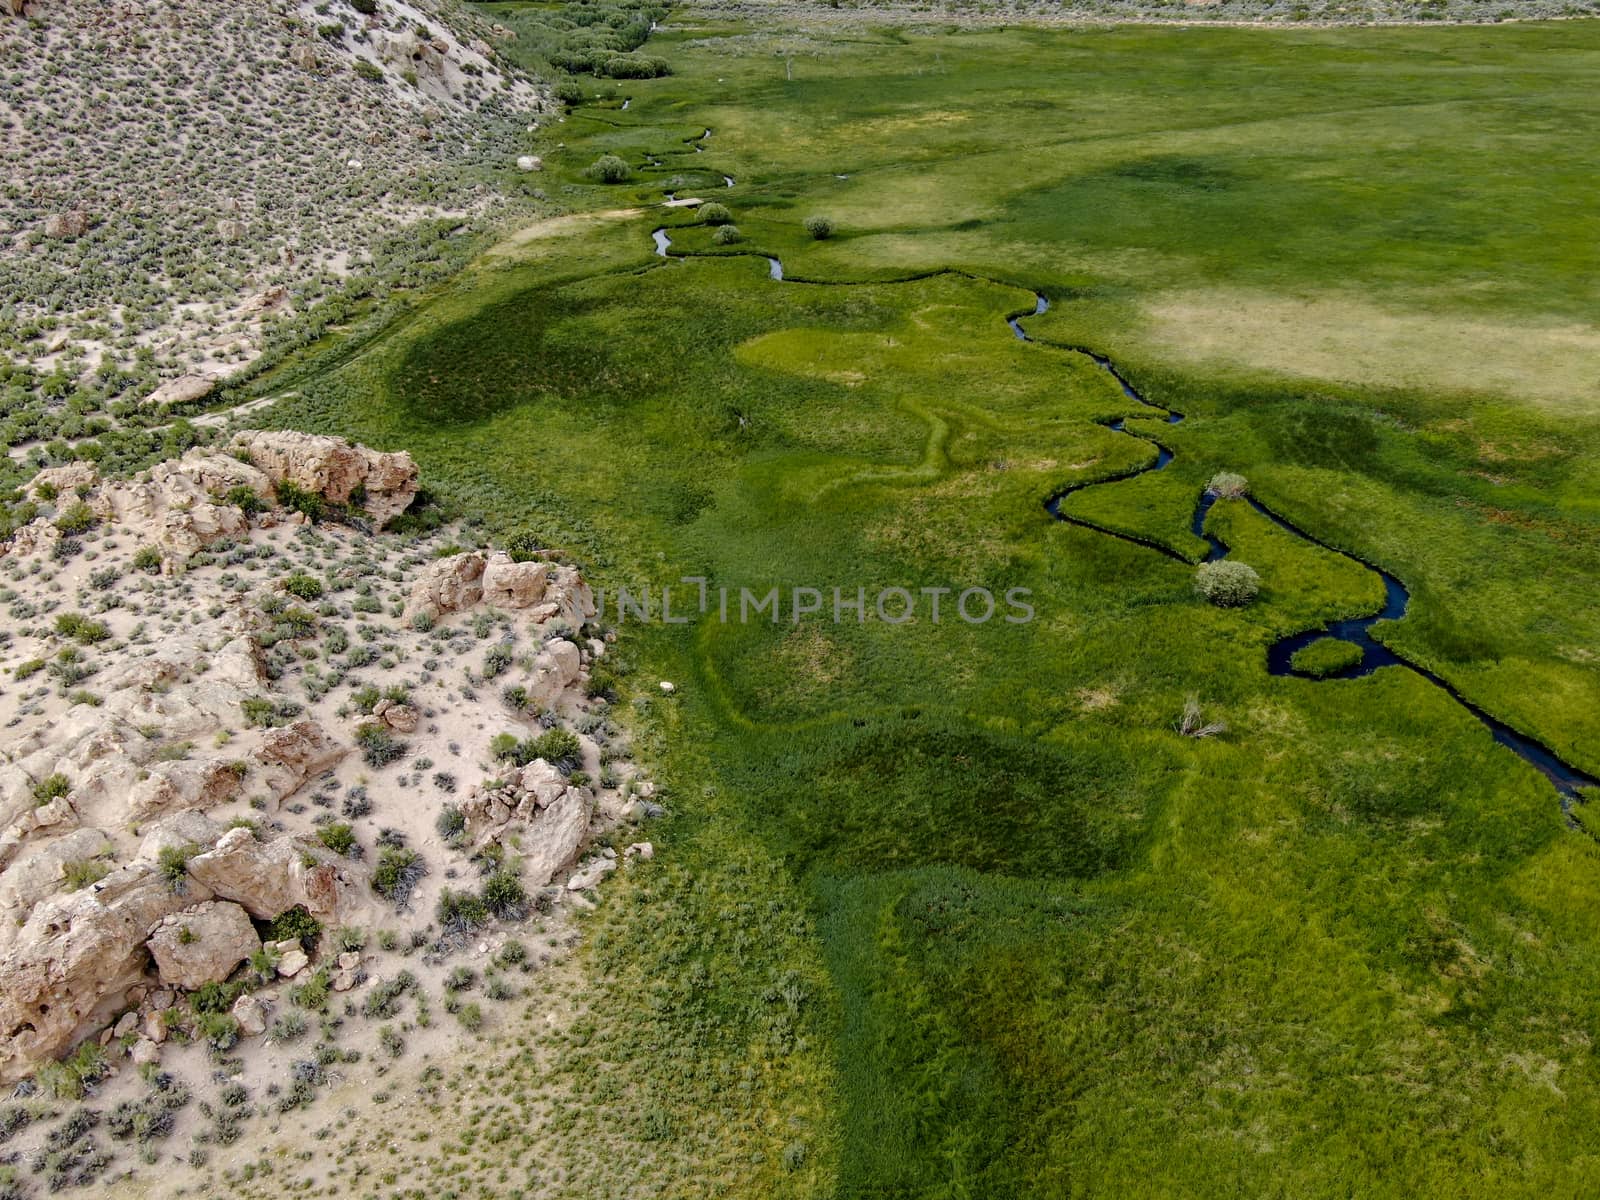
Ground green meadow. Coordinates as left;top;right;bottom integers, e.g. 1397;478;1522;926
262;10;1600;1195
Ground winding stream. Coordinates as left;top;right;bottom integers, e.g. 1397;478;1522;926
649;224;1598;806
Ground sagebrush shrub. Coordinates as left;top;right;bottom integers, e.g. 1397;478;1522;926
1194;560;1260;607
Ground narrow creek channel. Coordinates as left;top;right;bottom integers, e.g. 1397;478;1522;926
648;225;1598;806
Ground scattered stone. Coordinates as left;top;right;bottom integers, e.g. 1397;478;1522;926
130;1038;162;1068
624;842;654;861
145;374;217;407
43;210;91;239
232;993;269;1037
566;857;616;891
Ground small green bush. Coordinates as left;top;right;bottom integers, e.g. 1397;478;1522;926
803;214;834;240
132;545;163;573
226;485;265;515
354;59;384;82
317;822;357;856
266;907;323;949
482;868;528;921
712;224;742;245
436;804;466;844
282;572;324;600
699;202;732;225
585;154;632;184
32;772;72;805
355;722;406;767
436;887;489;934
54;612;110;643
372;846;427;907
531;728;583;772
274;480;324;521
61;858;109;891
54;500;97;536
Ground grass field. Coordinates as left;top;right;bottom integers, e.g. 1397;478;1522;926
258;9;1600;1195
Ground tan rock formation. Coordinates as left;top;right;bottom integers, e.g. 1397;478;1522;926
147;900;260;990
231;431;418;526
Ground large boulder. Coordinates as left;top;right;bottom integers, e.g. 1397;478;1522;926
481;553;549;608
408;551;485;618
230;431;419;527
146;901;260;990
257;720;346;801
144;375;216;408
43;211;91;240
185;827;357;922
0;863;214;1084
523;788;593;887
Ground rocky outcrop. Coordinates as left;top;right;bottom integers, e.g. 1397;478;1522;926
145;375;216;407
128;759;245;818
43;211;91;239
407;551;595;630
25;461;98;501
0;861;214;1084
231;431;419;526
459;765;593;888
146;901;260;990
481;554;549;608
408;551;485;617
185;827;358;922
257;720;346;801
373;700;419;734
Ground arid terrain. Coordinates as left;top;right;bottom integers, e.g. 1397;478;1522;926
0;432;659;1195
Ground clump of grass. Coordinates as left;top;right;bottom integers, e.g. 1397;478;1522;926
1206;471;1250;498
372;846;427;908
1175;696;1227;739
1290;637;1365;678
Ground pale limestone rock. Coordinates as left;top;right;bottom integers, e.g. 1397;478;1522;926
147;901;260;991
186;827;358;922
408;551;486;618
130;1038;162;1067
145;375;216;407
481;553;549;608
0;862;215;1084
231;430;418;527
257;720;346;802
523;789;593;888
233;993;269;1036
566;857;615;890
